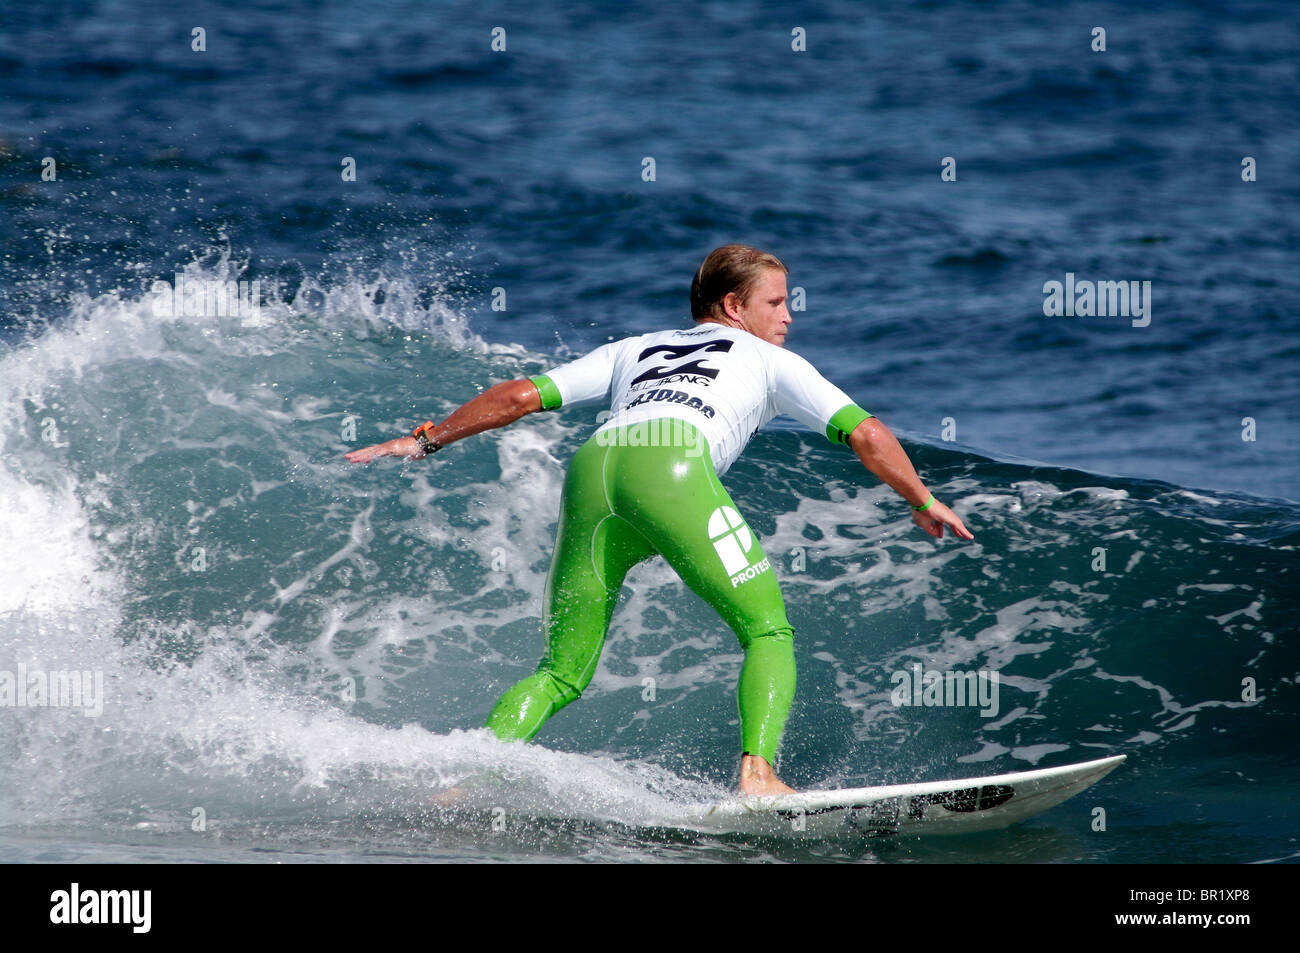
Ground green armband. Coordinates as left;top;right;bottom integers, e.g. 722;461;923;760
912;494;935;511
531;375;563;411
826;404;873;446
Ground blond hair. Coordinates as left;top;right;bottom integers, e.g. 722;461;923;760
690;244;788;321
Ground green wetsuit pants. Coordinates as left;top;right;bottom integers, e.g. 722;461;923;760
484;420;796;763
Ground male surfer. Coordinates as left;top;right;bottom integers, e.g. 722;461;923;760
345;244;974;796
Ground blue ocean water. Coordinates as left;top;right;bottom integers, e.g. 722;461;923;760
0;1;1296;863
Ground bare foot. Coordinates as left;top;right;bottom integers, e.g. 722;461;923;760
429;785;466;807
738;754;796;797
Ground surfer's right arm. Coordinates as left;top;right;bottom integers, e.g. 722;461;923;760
847;418;974;540
343;379;542;463
768;347;972;541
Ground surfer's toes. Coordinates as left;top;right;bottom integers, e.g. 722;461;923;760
739;780;797;798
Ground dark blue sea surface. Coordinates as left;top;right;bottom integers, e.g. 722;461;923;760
0;0;1296;863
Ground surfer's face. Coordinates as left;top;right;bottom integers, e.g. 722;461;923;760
725;268;791;347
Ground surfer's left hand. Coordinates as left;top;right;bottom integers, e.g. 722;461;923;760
912;499;973;540
345;436;421;463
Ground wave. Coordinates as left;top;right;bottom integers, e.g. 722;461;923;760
1;261;1295;860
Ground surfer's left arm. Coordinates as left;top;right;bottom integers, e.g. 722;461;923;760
344;379;542;463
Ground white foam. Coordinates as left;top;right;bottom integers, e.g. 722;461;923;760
0;469;119;619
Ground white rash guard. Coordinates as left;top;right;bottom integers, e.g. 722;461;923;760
530;324;872;475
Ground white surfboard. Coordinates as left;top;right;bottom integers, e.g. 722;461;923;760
649;754;1125;837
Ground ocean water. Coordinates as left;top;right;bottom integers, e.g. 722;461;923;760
0;0;1296;863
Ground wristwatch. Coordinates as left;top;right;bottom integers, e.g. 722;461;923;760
413;420;442;456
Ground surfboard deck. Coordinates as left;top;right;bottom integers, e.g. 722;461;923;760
646;754;1126;837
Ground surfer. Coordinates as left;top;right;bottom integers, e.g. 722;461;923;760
345;244;974;796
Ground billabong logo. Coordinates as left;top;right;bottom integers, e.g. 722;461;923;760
631;339;733;385
708;506;771;586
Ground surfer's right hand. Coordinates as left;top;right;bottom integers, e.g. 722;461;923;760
912;499;973;540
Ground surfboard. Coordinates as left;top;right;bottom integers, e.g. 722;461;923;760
649;754;1125;837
